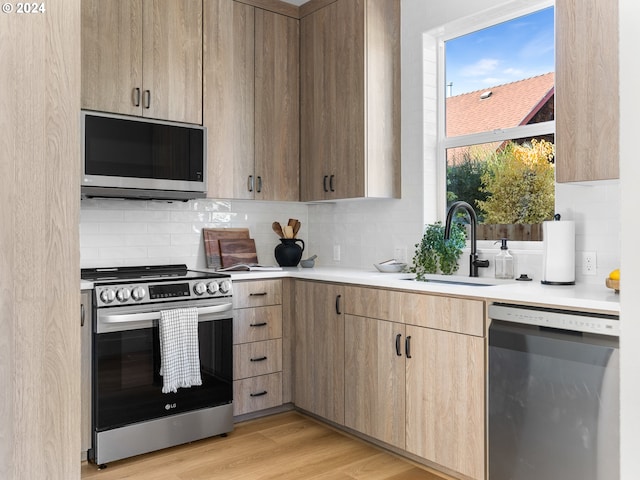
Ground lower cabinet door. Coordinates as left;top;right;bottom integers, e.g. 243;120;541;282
344;315;405;448
405;325;485;480
234;372;283;416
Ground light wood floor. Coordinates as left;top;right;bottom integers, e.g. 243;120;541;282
81;411;448;480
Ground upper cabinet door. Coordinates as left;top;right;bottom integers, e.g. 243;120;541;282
555;0;619;182
254;9;300;202
143;0;203;124
81;0;143;116
81;0;203;124
300;3;337;201
204;0;255;199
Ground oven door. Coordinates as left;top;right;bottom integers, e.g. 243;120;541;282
93;299;233;433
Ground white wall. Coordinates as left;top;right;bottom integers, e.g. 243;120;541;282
619;0;640;477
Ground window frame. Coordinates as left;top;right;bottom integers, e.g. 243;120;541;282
435;0;556;230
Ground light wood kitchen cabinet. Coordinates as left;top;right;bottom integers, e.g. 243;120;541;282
81;290;92;460
343;285;486;480
404;325;485;480
81;0;203;124
555;0;619;182
299;0;400;201
204;0;299;200
232;279;284;416
294;280;345;424
344;314;406;449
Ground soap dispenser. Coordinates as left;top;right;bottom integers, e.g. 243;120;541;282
495;238;514;279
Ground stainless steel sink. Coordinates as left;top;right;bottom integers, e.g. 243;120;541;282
404;278;495;287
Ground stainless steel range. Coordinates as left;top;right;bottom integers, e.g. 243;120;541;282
82;265;234;467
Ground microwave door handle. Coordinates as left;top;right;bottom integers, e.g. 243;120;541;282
101;303;233;324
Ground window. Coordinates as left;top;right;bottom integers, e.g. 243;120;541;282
441;6;555;239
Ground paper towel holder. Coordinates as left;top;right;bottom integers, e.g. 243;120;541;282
541;213;576;285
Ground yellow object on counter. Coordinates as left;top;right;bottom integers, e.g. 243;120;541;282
609;269;620;281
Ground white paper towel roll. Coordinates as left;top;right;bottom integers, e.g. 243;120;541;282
541;220;575;284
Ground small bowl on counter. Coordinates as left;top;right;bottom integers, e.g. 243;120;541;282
374;261;408;273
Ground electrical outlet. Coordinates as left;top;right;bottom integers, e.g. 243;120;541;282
333;244;341;262
582;251;597;276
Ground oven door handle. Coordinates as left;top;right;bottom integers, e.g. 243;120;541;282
101;303;234;324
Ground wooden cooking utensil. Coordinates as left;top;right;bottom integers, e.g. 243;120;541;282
287;218;296;227
293;220;301;238
283;225;294;238
272;221;284;237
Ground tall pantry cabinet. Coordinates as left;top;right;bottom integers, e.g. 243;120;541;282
204;0;300;201
81;0;203;124
300;0;400;201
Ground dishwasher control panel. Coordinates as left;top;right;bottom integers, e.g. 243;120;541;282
489;303;620;336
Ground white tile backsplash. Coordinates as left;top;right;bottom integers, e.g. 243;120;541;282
80;198;308;269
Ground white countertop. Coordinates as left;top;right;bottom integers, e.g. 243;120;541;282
81;266;620;314
219;266;620;314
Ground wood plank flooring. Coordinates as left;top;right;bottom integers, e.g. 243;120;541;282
81;411;448;480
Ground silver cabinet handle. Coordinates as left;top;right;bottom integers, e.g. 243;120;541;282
248;175;254;192
256;176;262;193
81;303;85;327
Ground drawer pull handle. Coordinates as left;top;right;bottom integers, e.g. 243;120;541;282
250;356;267;362
335;294;342;315
250;391;268;397
249;292;268;296
250;322;268;327
323;175;329;192
405;336;412;359
395;333;402;356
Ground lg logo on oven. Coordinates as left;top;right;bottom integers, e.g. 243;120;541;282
165;403;177;410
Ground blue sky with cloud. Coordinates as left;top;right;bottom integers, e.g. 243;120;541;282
445;7;554;96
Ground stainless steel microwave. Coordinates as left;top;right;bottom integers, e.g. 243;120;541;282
82;111;207;200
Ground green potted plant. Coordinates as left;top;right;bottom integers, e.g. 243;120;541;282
410;222;466;279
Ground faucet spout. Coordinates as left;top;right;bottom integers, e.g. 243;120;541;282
444;201;489;277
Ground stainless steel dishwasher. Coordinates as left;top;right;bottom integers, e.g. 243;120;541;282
488;303;619;480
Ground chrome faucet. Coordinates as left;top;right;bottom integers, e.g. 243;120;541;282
444;201;490;277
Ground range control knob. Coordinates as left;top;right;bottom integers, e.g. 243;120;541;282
206;281;219;294
116;288;131;302
131;286;146;301
100;288;116;304
193;282;207;296
219;279;232;294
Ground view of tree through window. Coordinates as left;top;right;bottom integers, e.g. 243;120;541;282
444;7;555;232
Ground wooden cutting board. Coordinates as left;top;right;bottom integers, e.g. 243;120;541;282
203;228;250;269
219;238;258;268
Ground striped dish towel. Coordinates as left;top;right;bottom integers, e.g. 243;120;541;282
159;307;202;394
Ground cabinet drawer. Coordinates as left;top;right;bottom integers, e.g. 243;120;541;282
233;339;282;380
234;280;282;308
234;372;283;416
344;286;485;337
233;305;283;344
